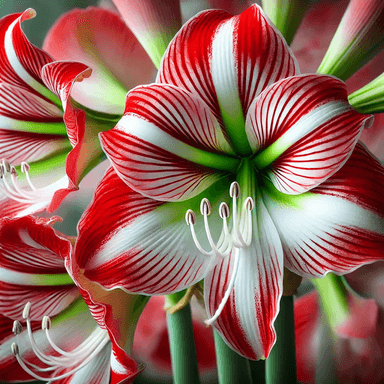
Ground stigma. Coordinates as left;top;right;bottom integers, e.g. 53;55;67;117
186;182;254;325
11;302;109;382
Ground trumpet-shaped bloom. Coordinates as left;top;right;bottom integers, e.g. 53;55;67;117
69;4;384;361
0;215;144;383
0;7;155;217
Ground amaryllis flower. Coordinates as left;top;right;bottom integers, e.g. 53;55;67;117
0;7;156;217
0;215;146;383
71;3;384;361
295;290;384;384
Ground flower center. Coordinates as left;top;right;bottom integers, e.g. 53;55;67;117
186;181;254;325
0;158;63;208
11;302;109;382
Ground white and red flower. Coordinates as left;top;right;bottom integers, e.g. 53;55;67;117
0;6;156;217
0;215;144;383
67;4;384;361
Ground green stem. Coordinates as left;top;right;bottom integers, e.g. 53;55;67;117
266;296;297;384
249;359;266;384
213;331;252;384
165;292;201;384
311;273;349;330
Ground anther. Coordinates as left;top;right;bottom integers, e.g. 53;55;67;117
2;159;11;173
200;198;211;216
21;162;30;173
244;197;254;211
10;166;17;176
13;320;22;335
11;342;19;356
229;181;240;198
22;302;31;320
185;209;196;225
219;202;230;219
42;316;51;331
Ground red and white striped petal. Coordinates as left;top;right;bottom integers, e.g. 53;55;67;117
158;4;298;154
261;143;384;278
0;282;79;322
248;74;372;194
0;10;59;104
0;83;62;125
74;167;219;294
41;61;92;147
111;0;182;68
0;129;71;165
43;7;155;115
41;61;108;201
100;84;238;201
204;198;284;360
0;216;78;320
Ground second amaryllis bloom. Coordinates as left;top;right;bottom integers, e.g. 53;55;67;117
73;4;384;360
0;7;155;217
0;215;145;383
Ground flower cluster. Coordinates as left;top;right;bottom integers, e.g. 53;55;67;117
1;0;384;383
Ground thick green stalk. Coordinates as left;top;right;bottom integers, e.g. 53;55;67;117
249;359;266;384
213;331;252;384
165;292;201;384
311;273;349;330
266;296;297;384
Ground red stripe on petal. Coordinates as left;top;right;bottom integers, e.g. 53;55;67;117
0;282;79;321
248;75;371;194
75;168;212;295
41;61;91;147
101;128;224;201
0;129;70;165
0;216;70;274
75;167;163;269
313;142;384;216
262;147;384;278
0;83;62;122
158;10;229;123
235;5;298;114
205;202;283;360
123;84;232;153
0;11;52;93
11;10;53;85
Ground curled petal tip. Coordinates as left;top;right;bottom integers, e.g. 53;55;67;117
21;8;36;22
76;67;92;82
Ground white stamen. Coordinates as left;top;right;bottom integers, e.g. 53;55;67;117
0;158;65;207
186;182;254;325
205;247;240;325
11;302;110;382
21;161;38;191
